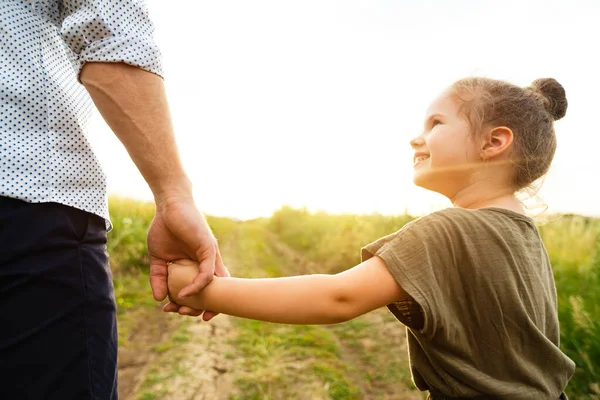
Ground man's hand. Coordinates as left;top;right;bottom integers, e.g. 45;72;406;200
148;194;229;321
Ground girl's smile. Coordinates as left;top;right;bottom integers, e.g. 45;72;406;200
413;152;430;166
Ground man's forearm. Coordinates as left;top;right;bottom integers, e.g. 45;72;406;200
80;62;191;203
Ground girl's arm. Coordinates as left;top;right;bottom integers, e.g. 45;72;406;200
167;257;407;324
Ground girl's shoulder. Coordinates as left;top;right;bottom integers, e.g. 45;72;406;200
365;206;538;262
389;207;538;251
413;207;535;229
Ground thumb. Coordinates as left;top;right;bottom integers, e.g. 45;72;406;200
214;250;230;278
178;244;217;299
149;256;168;301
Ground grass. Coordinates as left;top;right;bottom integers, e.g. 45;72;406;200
230;320;361;400
268;206;415;274
108;198;157;349
326;313;416;394
136;361;187;400
109;198;600;399
539;216;600;399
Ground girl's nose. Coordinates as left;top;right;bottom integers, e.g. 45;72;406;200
410;135;425;149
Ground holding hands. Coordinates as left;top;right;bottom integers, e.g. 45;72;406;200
148;194;228;321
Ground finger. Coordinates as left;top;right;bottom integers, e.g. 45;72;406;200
149;256;168;301
163;302;180;313
178;246;217;299
202;310;218;321
178;306;204;317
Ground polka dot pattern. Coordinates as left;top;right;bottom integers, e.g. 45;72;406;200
0;1;163;228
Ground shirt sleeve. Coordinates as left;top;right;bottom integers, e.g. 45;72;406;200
59;0;163;79
361;212;462;339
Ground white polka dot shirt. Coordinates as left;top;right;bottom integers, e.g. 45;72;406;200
0;0;163;227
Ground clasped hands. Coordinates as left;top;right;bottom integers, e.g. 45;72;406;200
163;259;218;320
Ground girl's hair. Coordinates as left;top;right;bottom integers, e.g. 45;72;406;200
450;77;568;190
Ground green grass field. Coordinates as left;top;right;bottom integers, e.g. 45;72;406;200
109;198;600;399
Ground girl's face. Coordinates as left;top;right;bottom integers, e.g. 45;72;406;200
410;90;481;198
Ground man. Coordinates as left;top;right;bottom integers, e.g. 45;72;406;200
0;1;227;398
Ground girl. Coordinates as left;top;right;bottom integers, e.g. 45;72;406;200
166;77;575;399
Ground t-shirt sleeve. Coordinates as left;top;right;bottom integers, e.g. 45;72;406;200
361;212;462;339
60;0;163;79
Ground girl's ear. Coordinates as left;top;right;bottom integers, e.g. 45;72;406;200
480;126;514;159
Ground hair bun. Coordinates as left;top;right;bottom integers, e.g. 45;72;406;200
530;78;568;121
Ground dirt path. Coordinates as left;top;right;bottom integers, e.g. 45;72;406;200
118;305;178;399
119;313;239;400
118;228;243;400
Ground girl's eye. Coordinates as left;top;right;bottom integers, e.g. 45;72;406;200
432;119;442;127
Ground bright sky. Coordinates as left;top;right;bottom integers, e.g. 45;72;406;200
88;0;600;219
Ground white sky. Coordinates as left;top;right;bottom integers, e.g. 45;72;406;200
88;0;600;219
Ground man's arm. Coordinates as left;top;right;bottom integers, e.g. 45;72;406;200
81;62;228;312
81;62;189;202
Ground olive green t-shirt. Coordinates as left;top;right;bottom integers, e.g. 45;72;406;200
361;207;575;399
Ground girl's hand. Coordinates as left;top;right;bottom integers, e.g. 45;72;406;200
165;259;224;321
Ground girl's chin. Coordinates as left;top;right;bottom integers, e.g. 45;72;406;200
413;173;444;195
413;171;432;189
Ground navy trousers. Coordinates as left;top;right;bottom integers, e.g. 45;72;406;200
0;197;118;399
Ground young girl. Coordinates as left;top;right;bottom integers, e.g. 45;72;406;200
166;77;575;399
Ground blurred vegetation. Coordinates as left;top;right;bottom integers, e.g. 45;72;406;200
538;217;600;399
